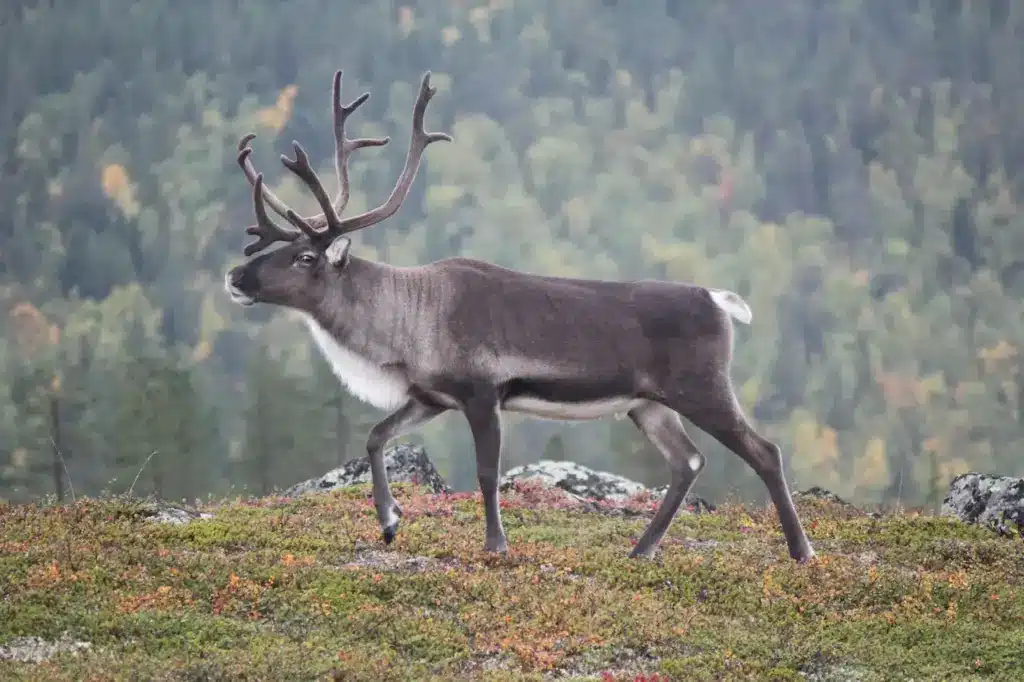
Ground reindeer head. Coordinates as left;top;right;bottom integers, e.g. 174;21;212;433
225;70;451;312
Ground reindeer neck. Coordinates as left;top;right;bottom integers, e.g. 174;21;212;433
309;256;418;362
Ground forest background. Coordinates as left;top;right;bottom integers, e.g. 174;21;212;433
2;0;1022;512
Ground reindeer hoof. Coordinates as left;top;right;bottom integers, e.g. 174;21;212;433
382;521;400;545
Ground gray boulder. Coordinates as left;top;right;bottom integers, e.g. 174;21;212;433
0;633;92;664
941;472;1024;538
500;459;714;512
500;460;647;501
138;500;213;525
281;443;451;498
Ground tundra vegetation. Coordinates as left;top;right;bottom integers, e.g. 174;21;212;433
2;482;1023;680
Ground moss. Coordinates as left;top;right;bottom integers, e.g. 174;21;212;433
2;486;1022;680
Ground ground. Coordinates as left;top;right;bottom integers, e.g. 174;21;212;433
1;481;1022;681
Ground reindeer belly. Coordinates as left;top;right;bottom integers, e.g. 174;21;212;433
502;396;643;421
301;314;410;412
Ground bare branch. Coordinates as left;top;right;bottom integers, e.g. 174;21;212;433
127;450;159;500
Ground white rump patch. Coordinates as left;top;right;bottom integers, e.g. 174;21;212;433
300;313;410;411
502;396;644;422
708;289;753;325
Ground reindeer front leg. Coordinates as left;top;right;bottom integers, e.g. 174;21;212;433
463;394;508;553
365;399;446;544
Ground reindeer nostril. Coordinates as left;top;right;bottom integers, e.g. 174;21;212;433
230;268;245;286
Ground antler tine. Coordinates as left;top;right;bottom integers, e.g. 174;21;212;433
243;173;299;257
336;71;452;234
280;141;342;240
332;70;391;219
236;137;300;223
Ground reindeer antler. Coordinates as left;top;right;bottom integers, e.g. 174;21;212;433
243;173;298;257
332;71;452;234
235;70;450;256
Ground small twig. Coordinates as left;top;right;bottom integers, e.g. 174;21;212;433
127;451;159;499
50;437;76;504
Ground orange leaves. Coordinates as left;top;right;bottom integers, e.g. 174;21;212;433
211;571;274;619
9;301;59;360
873;368;921;410
279;552;315;569
256;85;298;132
25;561;69;589
117;584;195;614
397;6;415;38
100;163;140;217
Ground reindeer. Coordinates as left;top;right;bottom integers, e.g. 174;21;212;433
224;70;817;563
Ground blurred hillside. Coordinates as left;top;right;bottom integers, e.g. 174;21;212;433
1;0;1022;508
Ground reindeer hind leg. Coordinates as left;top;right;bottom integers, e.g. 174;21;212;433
668;381;816;563
627;401;706;559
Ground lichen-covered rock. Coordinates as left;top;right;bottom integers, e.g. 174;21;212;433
500;460;647;502
0;633;92;664
793;486;852;506
139;500;213;525
282;444;451;498
941;472;1024;538
500;460;714;512
649;485;716;513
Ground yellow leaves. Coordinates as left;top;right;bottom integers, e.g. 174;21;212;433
789;409;843;491
792;413;840;464
855;437;888;490
914;373;946;405
191;341;212;363
751;222;780;253
640;235;709;282
761;566;784;604
979;340;1017;373
100;163;140;218
196;292;227;361
946;570;970;590
441;26;461;46
425;184;469;212
256;84;298;132
738;376;761;410
938;457;971;483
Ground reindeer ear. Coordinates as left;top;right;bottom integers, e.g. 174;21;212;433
325;236;351;267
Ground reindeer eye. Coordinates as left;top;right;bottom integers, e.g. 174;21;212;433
295;253;316;266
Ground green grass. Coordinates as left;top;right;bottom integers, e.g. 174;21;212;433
1;481;1021;681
